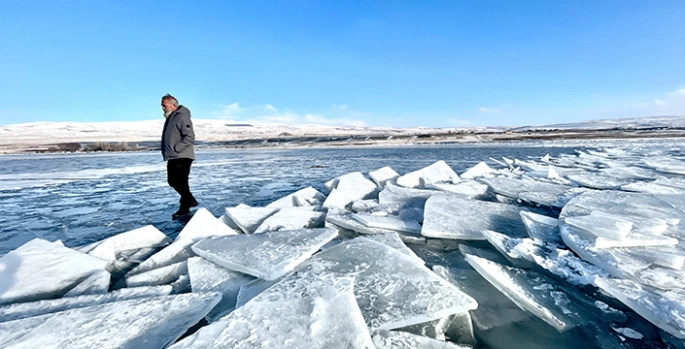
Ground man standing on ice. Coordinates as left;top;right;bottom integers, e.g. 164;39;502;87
161;94;198;219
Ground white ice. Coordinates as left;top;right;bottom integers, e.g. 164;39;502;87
125;261;188;287
295;239;478;331
425;181;489;199
225;205;279;234
595;277;685;339
396;160;460;189
519;211;561;243
326;214;405;235
0;238;107;304
327;171;378;201
0;292;220;349
266;186;326;208
253;207;325;234
170;274;376;349
0;285;172;323
187;257;255;322
234;278;280;308
191;228;338;280
372;330;471;349
422;194;527;240
481;230;535;268
63;270;111;297
351;212;422;234
463;254;585;332
359;233;421;261
369;166;400;187
460;161;493;179
378;184;438;206
175;208;239;241
322;188;353;213
563;212;633;240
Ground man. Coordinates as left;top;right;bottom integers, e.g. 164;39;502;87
161;94;198;219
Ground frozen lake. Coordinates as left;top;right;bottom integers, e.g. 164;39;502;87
0;144;583;255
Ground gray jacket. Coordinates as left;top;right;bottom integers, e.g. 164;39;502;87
161;105;195;160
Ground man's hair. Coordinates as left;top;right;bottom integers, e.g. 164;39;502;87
162;94;179;107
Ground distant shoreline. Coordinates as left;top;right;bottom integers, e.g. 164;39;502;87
1;128;684;155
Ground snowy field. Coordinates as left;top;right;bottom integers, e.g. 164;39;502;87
1;140;685;348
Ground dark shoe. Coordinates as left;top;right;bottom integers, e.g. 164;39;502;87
189;199;199;208
172;207;191;220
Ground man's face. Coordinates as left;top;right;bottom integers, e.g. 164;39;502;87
161;99;177;113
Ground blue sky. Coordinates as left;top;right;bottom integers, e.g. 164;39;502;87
1;1;684;127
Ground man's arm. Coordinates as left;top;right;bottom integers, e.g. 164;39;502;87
174;111;195;153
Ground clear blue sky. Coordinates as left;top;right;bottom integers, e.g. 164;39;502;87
1;0;684;127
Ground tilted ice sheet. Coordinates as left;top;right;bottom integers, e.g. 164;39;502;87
266;186;326;208
566;173;626;190
63;270;111;297
564;212;633;240
519;211;561;243
560;218;677;249
0;285;172;323
329;171;378;201
192;228;338;280
372;330;471;349
479;177;573;201
396;160;460;189
0;292;220;349
351;212;422;234
425;181;489;199
460;161;494;180
359;233;422;261
0;238;107;304
170;274;375;349
369;166;400;187
225;205;279;234
187;257;255;322
125;261;188;287
378;184;438;206
175;208;239;241
234;278;280;308
481;230;534;268
295;239;478;331
595;277;685;339
422;194;527;240
625;246;685;270
464;254;586;332
253;207;325;234
327;214;408;236
87;225;171;276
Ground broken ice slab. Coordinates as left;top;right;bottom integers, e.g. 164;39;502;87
86;225;171;277
192;228;338;280
372;330;471;349
235;277;280;308
0;292;220;349
425;181;489;199
564;212;633;240
369;166;400;187
266;186;326;208
560;219;677;249
481;230;535;268
351;212;422;234
432;264;532;332
225;205;279;234
125;261;188;287
0;285;172;323
360;233;422;261
170;274;375;349
560;190;685;235
396;160;461;189
479;177;574;206
327;214;410;236
622;181;685;195
378;184;439;206
460;161;494;179
422;194;527;240
253;207;325;234
63;270;110;297
566;173;626;190
444;312;476;346
327;171;378;200
351;199;381;212
397;315;455;341
520;211;561;243
463;254;586;332
595;277;685;339
642;157;685;175
0;238;108;305
626;246;685;270
518;187;589;209
636;266;685;290
188;257;254;322
322;188;353;214
175;208;239;241
560;225;651;279
127;211;241;277
295;239;478;331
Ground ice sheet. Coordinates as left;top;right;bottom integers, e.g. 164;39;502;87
253;207;325;234
369;166;400;187
372;330;471;349
175;208;239;241
63;270;111;297
225;205;279;234
329;171;378;201
192;228;338;280
519;211;561;243
0;292;220;349
0;238;107;304
422;195;527;240
460;161;493;179
351;212;422;234
425;181;489;199
170;274;376;349
125;261;188;287
564;212;633;240
396;160;460;188
266;186;326;208
378;184;438;206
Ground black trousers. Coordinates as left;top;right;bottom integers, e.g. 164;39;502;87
167;158;196;208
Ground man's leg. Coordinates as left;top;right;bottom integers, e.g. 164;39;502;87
167;159;197;214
